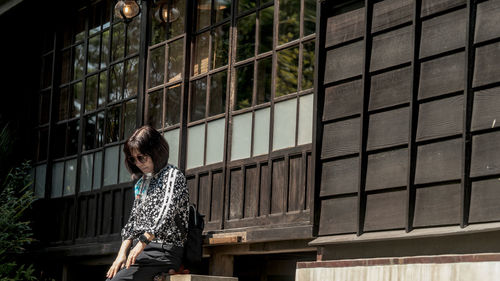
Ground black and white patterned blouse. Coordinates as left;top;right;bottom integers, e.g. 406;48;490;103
121;164;189;248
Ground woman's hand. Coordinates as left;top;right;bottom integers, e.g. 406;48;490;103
125;241;147;269
106;254;126;279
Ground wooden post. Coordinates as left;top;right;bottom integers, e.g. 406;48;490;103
209;253;234;277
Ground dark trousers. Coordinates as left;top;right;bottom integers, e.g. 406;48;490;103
106;242;183;281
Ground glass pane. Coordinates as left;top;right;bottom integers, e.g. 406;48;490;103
168;39;184;82
74;9;86;42
86;74;98;112
73;44;85;80
276;46;299;97
40;91;51;124
147;89;163;129
103;145;119;186
256;57;272;104
206;118;225;165
151;9;166;45
164;129;180;166
170;0;185;37
302;41;315;90
119;144;131;183
165;84;181;126
124;57;139;98
98;71;108;107
80;154;93;192
38;128;49;161
212;23;230;69
209;70;227;116
58;87;69;121
97;111;105;147
231;112;252;160
61;50;71;84
53;123;66;159
126;16;141;55
190;78;207;122
253;107;270;156
278;0;300;45
196;0;211;31
123;99;137;139
236;13;256;61
103;0;111;28
235;63;254;110
193;32;210;76
298;94;313;145
149;46;165;88
35;164;46;199
51;161;64;198
67;119;80;156
259;6;274;53
64;159;77;196
214;0;231;23
84;114;97;150
42;54;53;88
187;124;205;169
106;105;121;143
109;62;124;102
70;82;83;118
112;22;125;61
89;2;102;35
62;25;72;48
87;35;101;74
101;30;110;68
238;0;256;13
273;98;297;150
93;151;103;189
304;0;316;36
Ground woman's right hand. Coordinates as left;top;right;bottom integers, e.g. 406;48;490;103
106;254;127;279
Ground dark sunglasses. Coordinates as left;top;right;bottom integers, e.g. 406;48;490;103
128;154;149;164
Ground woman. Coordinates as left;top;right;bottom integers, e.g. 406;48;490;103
106;125;189;281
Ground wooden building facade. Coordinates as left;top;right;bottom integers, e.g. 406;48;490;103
3;0;500;279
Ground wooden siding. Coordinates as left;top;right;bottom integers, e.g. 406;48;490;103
315;0;500;237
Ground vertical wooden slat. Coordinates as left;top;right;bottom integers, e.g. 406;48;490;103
260;162;270;216
244;165;258;218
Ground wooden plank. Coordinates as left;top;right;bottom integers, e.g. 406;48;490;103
77;198;87;238
101;191;112;235
318;196;358;235
259;163;270;216
418;52;465;100
209;236;242;245
369;66;412;111
472;87;500;132
469;179;500;223
420;9;466;58
367;107;409;151
470;131;500;177
65;200;75;240
87;195;97;237
325;7;365;47
288;155;304;212
370;26;413;72
199;173;211;219
244;166;259;218
366;148;408;191
112;190;122;233
306;153;312;210
473;42;500;88
320;157;359;197
325;41;364;84
364;190;406;231
323;80;362;121
321;118;360;158
123;188;134;222
416;95;464;141
415;138;462;184
413;184;461;227
421;0;465;17
229;168;243;220
186;175;197;205
271;158;286;214
211;171;224;223
474;0;500;44
372;0;413;33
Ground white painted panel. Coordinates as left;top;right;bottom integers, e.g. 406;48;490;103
164;128;180;167
298;93;314;145
253;107;270;156
187;124;206;169
35;164;46;199
93;151;102;189
231;112;252;161
273;98;297;150
206;118;225;165
103;145;119;186
80;153;93;192
63;158;77;196
51;161;64;198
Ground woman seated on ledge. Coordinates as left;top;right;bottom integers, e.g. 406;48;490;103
106;125;189;281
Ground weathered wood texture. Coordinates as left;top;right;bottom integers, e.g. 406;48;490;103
323;80;362;121
421;0;465;17
366;149;408;191
469;179;500;223
319;196;357;235
471;87;500;132
419;9;466;58
413;184;461;227
321;118;360;158
416;95;464;141
473;42;500;88
326;7;365;47
418;52;465;100
320;157;359;196
369;66;412;111
470;131;500;177
370;26;413;72
415;139;462;184
367;107;409;150
364;190;406;231
372;0;413;33
474;0;500;44
325;41;364;83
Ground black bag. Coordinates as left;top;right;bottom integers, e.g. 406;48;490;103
183;204;204;267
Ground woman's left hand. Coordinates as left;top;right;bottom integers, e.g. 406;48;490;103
125;241;147;268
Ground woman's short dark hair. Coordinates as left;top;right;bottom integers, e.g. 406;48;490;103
123;125;169;178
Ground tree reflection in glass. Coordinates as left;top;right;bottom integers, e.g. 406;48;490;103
149;46;166;88
196;0;211;31
258;6;273;54
190;78;207;122
168;39;184;82
236;13;256;61
58;87;69;121
212;23;230;69
301;41;315;90
101;30;110;68
276;46;299;97
98;72;107;107
193;32;209;75
67;120;80;155
165;84;181;126
61;50;71;84
73;44;85;80
87;35;101;74
214;0;231;23
170;0;185;37
86;74;98;112
124;57;139;98
256;57;272;104
84;115;97;150
71;82;83;118
304;0;316;36
106;105;121;143
209;70;227;116
148;89;163;129
235;63;254;110
127;16;141;55
278;0;300;45
109;62;124;101
123;99;137;139
238;0;256;13
111;22;125;61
